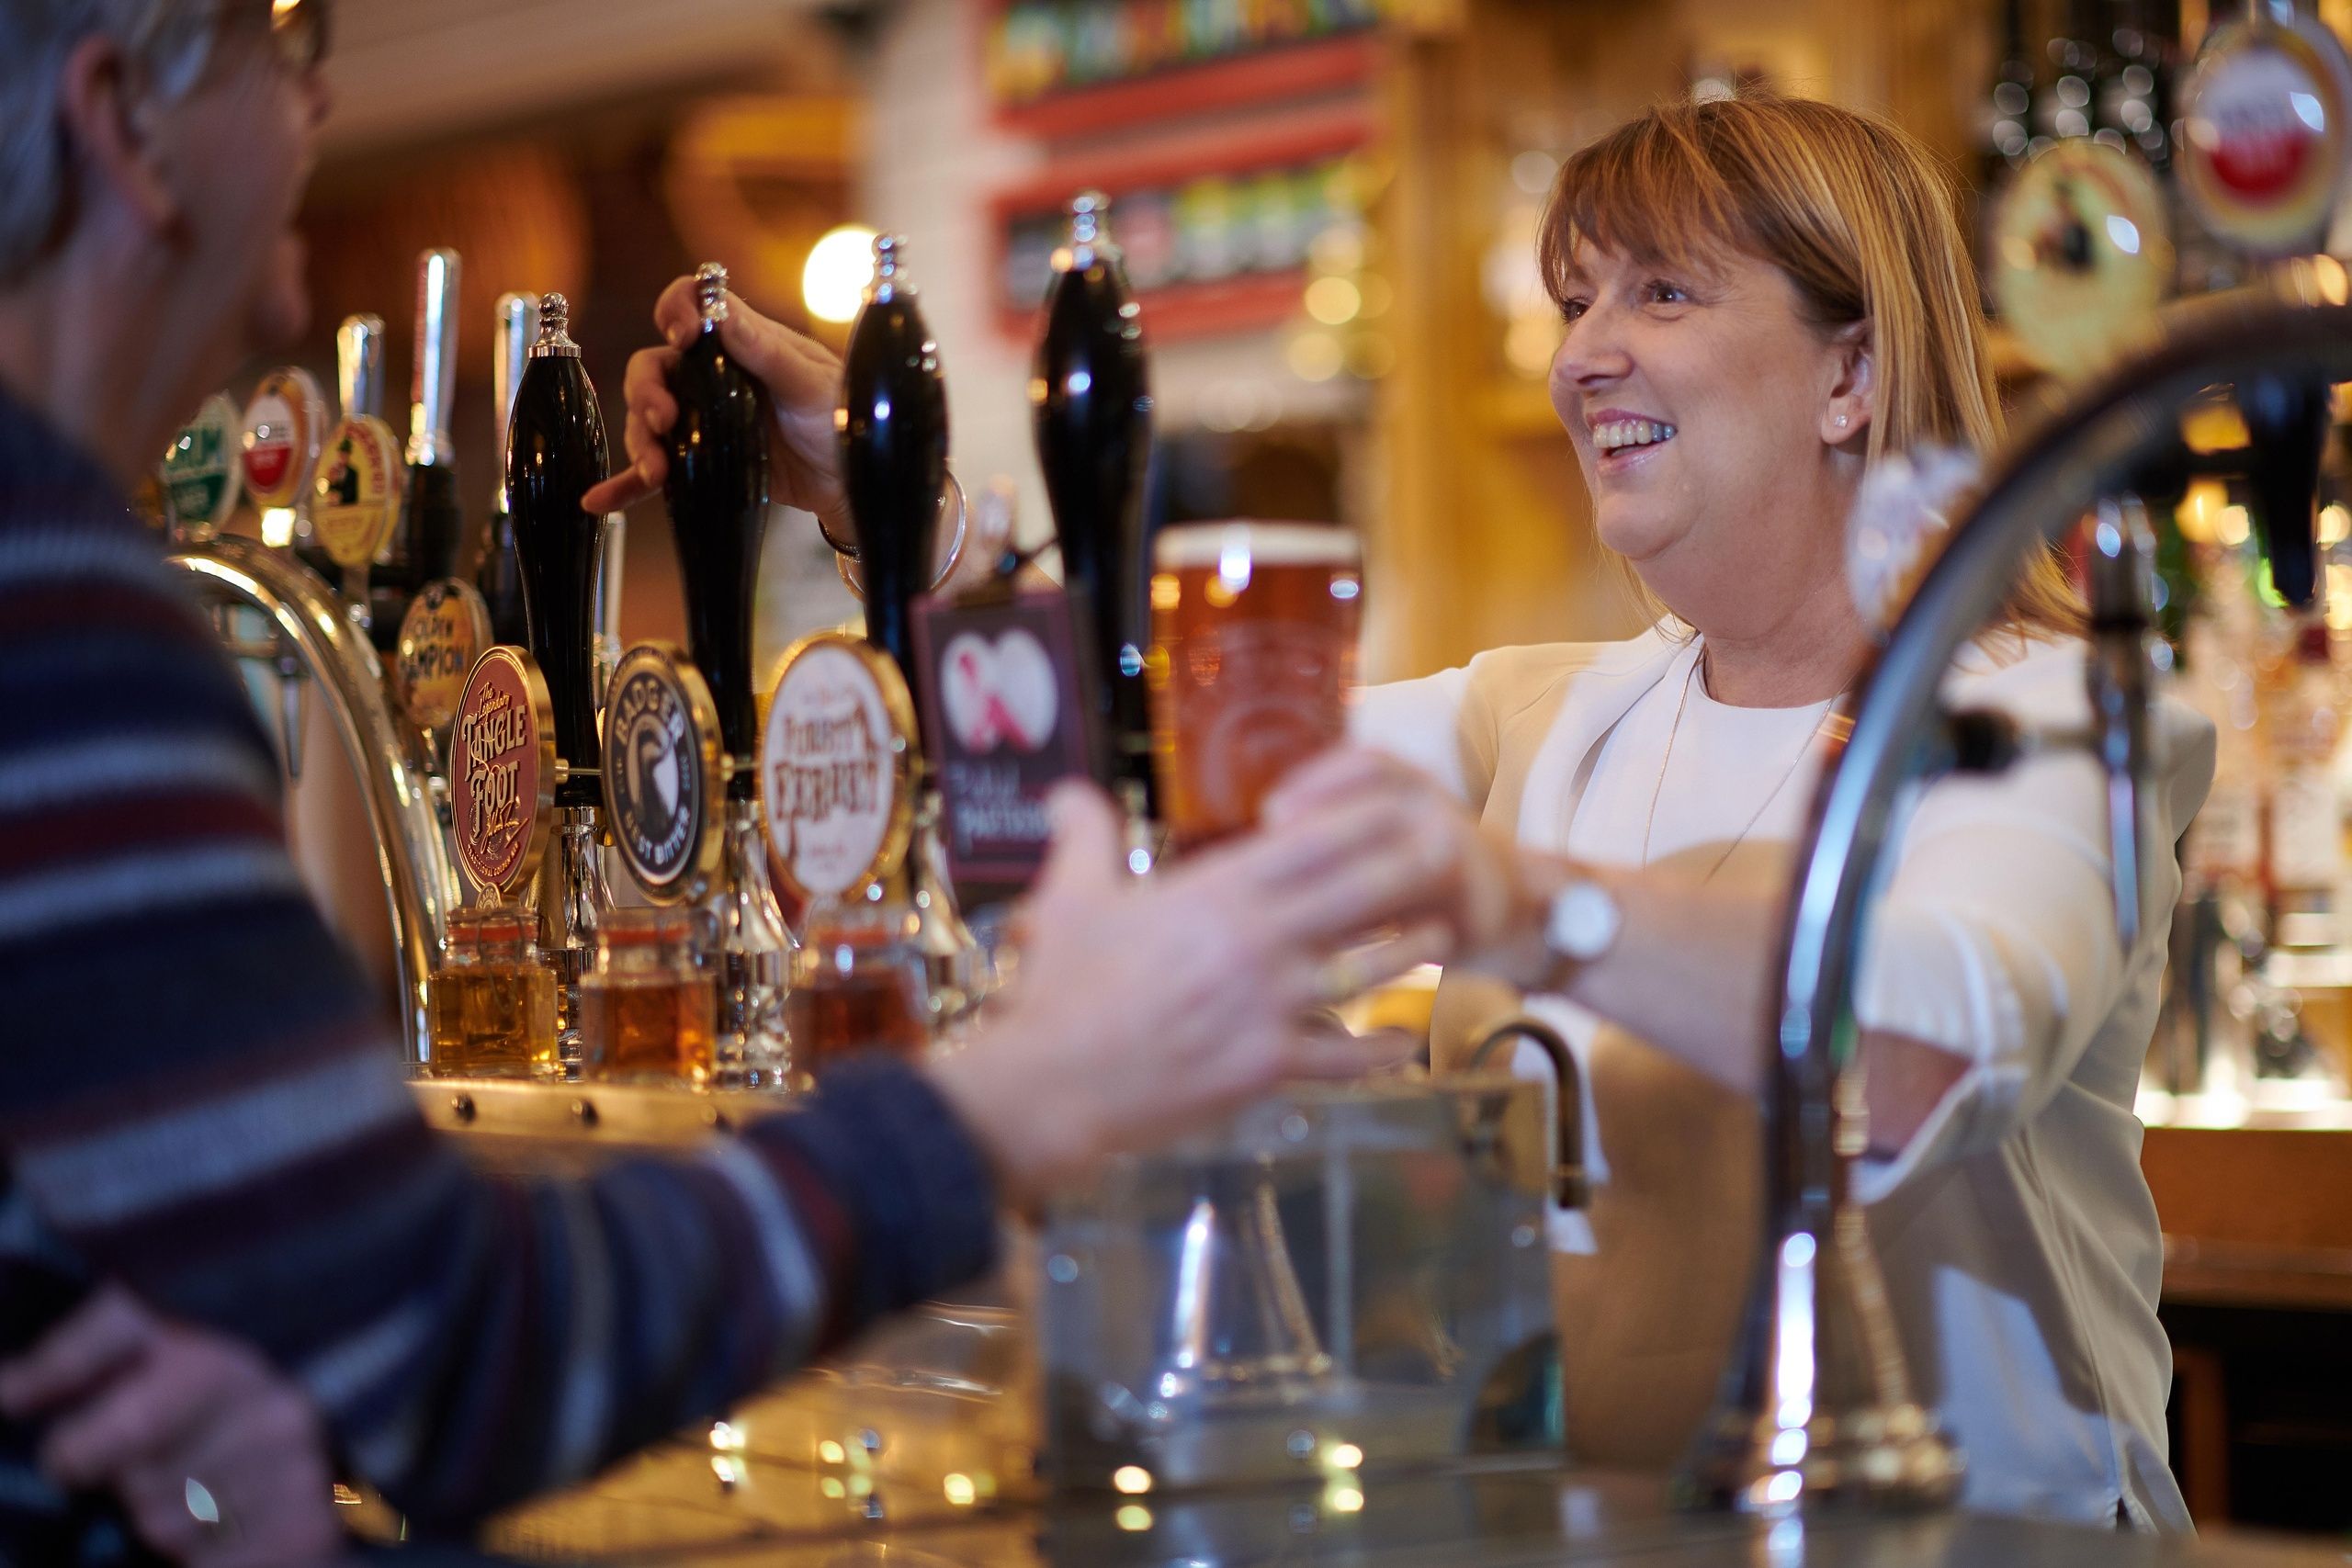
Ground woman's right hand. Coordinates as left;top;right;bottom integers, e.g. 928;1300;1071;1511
927;781;1458;1208
1264;745;1555;977
581;277;849;537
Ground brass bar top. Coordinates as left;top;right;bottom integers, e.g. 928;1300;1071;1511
473;1459;2336;1566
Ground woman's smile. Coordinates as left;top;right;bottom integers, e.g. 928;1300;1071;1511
1588;410;1679;478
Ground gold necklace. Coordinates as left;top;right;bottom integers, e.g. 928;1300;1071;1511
1638;652;1835;882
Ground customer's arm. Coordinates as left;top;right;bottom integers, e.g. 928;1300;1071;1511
0;518;1447;1529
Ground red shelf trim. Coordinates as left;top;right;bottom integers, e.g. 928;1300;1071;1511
995;271;1306;346
988;33;1381;141
989;100;1374;223
988;101;1373;346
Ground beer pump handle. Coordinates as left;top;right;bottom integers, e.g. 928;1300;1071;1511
2238;373;2328;610
665;262;773;792
337;314;385;422
838;234;950;711
2083;498;2162;951
1033;191;1156;798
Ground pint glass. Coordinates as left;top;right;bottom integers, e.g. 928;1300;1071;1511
1147;521;1363;848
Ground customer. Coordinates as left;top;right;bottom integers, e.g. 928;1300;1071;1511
0;0;1451;1560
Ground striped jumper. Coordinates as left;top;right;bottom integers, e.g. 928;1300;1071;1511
0;386;997;1555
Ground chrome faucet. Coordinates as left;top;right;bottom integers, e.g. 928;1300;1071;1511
1679;266;2350;1514
166;536;459;1063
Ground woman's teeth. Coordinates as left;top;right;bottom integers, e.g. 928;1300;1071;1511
1595;419;1676;455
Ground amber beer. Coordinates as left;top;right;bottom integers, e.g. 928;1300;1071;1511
784;903;931;1077
1148;522;1363;847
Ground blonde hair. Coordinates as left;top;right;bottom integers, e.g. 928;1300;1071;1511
1540;93;2083;639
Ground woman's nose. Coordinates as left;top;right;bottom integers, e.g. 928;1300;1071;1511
1554;310;1633;389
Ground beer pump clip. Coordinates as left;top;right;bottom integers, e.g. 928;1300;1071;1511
1988;139;2174;380
910;479;1113;906
2178;2;2352;263
600;644;724;906
159;394;244;544
393;580;494;751
311;312;403;629
758;631;921;915
239;367;327;547
447;646;559;908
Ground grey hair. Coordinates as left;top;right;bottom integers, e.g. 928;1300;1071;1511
0;1;220;283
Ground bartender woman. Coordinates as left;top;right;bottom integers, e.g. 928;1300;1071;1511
595;93;2208;1533
1269;93;2211;1531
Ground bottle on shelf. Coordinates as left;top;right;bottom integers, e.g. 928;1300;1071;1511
1981;0;2038;180
2040;0;2102;148
479;291;537;648
1033;190;1158;815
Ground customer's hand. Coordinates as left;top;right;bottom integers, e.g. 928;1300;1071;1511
929;781;1455;1207
581;276;849;537
1264;746;1554;979
0;1285;348;1568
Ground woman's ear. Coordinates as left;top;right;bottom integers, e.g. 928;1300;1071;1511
1822;318;1873;447
55;33;184;243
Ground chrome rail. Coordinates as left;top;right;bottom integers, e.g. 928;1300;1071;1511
165;536;458;1062
1681;265;2352;1513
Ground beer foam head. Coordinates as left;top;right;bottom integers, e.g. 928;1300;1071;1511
1153;521;1362;570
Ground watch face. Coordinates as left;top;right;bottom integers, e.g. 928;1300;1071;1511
1547;879;1620;962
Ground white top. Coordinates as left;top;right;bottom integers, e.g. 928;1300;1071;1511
1354;627;2216;1532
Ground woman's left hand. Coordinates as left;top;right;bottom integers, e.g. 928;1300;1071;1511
0;1285;350;1567
1264;746;1552;977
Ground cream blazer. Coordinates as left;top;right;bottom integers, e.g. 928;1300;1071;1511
1355;627;2215;1530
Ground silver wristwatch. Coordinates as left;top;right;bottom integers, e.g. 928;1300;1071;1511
1544;874;1622;964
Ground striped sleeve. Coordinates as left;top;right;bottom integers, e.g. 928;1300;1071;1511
0;475;997;1526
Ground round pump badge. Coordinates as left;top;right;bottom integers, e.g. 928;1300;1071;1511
2179;13;2352;256
602;644;723;902
447;647;558;897
311;414;402;569
1991;140;2174;377
241;367;325;509
159;394;243;539
759;632;918;901
395;580;492;732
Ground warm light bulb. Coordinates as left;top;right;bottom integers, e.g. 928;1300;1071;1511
804;226;880;324
1113;1465;1154;1495
1305;276;1362;326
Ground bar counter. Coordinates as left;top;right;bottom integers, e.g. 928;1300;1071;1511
465;1453;2342;1566
401;1082;2348;1567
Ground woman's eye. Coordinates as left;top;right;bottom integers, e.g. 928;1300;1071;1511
1644;280;1689;306
1559;298;1590;324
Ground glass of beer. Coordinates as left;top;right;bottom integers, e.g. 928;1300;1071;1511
785;897;933;1081
1148;521;1363;849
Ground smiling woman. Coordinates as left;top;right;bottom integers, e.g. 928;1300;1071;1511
1541;94;2082;657
1328;91;2214;1530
